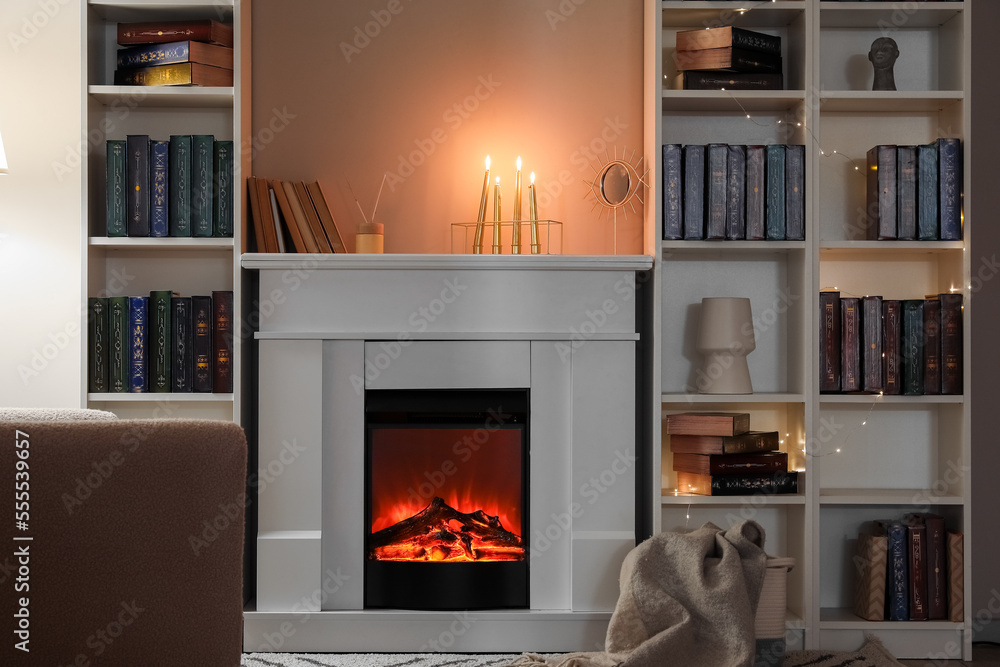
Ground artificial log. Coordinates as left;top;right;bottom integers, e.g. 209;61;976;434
369;496;523;562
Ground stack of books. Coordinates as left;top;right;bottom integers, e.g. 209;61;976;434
87;291;234;395
662;143;805;241
114;19;234;87
247;177;348;253
853;517;963;623
666;412;797;496
865;139;963;241
819;291;963;395
106;135;233;238
672;26;782;90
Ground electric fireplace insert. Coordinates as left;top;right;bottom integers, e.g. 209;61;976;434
365;389;529;610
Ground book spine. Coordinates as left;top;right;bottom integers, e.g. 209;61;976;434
212;290;234;393
866;145;896;240
192;295;213;392
924;516;948;620
939;293;963;394
720;431;779;454
710;451;787;475
705;144;728;239
109;296;129;393
148;290;172;392
106;140;127;237
726;145;746;240
128;296;148;393
908;523;929;621
117;41;191;69
882;299;902;395
896;145;917;240
126;135;150;237
947;532;964;622
680;71;782;91
765;144;785;240
862;295;883;392
902;300;925;395
149;139;170;237
682;145;705;239
784;144;805;241
922;298;942;395
662;144;683;240
171;296;194;393
917;143;939;240
709;470;797;496
938;138;962;241
191;135;215;237
87;297;109;393
117;20;232;47
745;146;765;240
729;48;782;73
730;27;782;55
819;291;841;392
169;135;192;237
665;412;751;437
885;522;909;621
841;297;861;392
213;140;234;237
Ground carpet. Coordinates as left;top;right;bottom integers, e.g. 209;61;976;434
242;655;522;667
781;636;905;667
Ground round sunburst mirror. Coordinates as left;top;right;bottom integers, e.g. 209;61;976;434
585;148;647;253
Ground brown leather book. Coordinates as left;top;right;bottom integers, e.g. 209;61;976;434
882;300;902;395
117;20;234;47
841;297;861;392
672;451;786;476
664;412;750;437
294;181;333;253
923;298;942;394
668;431;779;456
212;290;233;394
820;291;841;392
306;181;348;253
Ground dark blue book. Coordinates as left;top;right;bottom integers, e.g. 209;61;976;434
866;145;896;240
877;520;910;621
938;138;962;240
745;145;766;240
126;134;150;237
169;135;192;237
106;140;127;237
706;143;728;240
213;140;234;237
128;296;148;393
116;40;234;70
902;299;925;395
784;144;805;241
896;145;917;240
917;143;939;240
191;135;215;238
662;144;683;240
765;144;785;240
149;139;170;237
171;296;194;393
682;145;705;239
726;144;746;240
192;294;213;393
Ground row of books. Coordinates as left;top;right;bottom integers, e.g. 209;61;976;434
665;412;798;496
114;19;234;87
87;290;233;395
854;517;963;623
247;177;348;253
106;135;233;239
865;139;962;242
673;26;783;91
820;292;963;395
662;143;805;241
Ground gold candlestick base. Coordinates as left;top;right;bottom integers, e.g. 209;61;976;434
451;220;563;255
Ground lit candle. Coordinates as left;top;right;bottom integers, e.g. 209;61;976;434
492;176;502;254
529;172;540;254
473;155;490;254
512;157;522;254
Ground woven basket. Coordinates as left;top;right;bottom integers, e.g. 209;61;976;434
755;556;795;639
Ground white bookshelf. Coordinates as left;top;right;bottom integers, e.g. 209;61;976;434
81;0;251;423
645;0;971;659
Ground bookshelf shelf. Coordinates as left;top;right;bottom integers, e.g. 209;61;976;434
660;492;806;506
90;237;235;248
88;85;235;108
646;0;971;658
87;392;234;402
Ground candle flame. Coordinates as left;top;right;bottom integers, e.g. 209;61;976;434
516;156;522;170
485;155;491;169
496;176;500;184
530;172;535;184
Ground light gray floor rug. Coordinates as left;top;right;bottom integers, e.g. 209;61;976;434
242;655;521;667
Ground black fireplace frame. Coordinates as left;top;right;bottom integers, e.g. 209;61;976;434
364;388;529;611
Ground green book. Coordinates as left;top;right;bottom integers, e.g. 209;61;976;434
191;134;215;237
109;296;129;393
87;297;109;393
902;299;925;395
149;290;175;392
765;144;786;240
169;135;192;237
105;140;127;237
213;140;234;237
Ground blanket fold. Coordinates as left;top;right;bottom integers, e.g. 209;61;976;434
511;520;767;667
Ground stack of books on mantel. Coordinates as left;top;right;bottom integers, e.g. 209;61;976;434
672;26;783;91
114;19;234;87
666;412;797;496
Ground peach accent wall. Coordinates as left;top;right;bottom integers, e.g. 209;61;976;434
251;0;644;255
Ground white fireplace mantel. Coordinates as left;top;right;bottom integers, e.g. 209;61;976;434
242;253;652;653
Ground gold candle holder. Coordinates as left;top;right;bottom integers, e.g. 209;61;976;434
512;157;522;254
492;177;502;254
529;172;540;254
473;155;490;254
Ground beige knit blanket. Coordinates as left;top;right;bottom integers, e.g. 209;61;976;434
511;520;768;667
